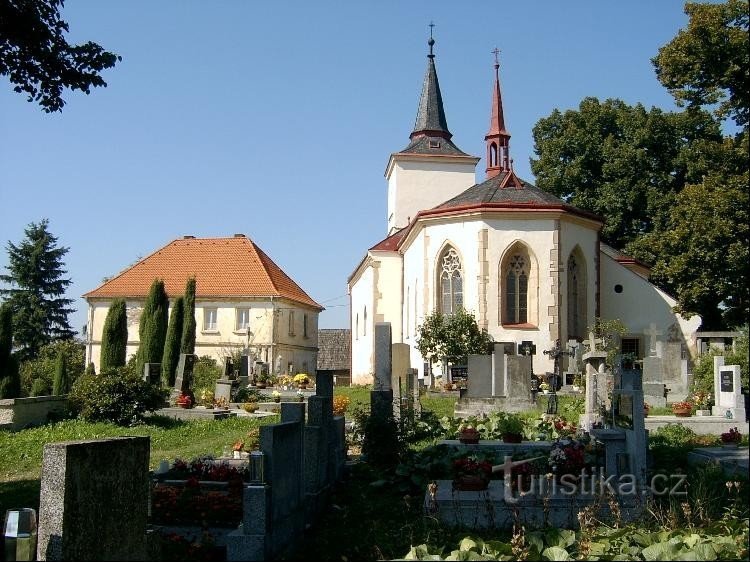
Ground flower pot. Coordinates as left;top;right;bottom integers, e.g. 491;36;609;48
273;397;281;403
458;430;480;445
297;383;308;390
502;433;523;444
695;409;711;416
672;407;691;417
452;475;489;491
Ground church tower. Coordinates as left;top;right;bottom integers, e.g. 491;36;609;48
385;33;479;235
485;49;511;178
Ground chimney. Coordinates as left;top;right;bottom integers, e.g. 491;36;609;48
233;233;245;238
183;235;195;239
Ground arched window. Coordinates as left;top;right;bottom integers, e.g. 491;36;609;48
438;247;463;315
566;249;587;339
355;313;359;340
500;243;537;326
505;254;528;323
489;143;498;167
363;307;367;336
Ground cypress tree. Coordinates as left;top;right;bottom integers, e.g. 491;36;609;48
85;362;96;376
162;296;184;386
52;351;68;395
135;279;169;379
180;277;196;355
0;303;19;398
100;298;128;371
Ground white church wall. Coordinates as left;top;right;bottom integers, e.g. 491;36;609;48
600;253;701;354
375;253;404;344
483;218;557;373
559;219;599;342
403;230;427;375
350;263;375;384
387;157;477;234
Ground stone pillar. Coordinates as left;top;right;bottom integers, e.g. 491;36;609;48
580;351;608;430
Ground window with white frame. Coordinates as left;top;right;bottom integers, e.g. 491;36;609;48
288;310;295;336
203;307;218;331
235;308;250;331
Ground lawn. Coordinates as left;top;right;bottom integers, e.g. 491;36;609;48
0;414;278;514
334;384;457;419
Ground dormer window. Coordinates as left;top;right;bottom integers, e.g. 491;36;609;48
428;140;441;149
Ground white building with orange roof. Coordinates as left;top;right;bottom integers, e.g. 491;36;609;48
83;234;323;376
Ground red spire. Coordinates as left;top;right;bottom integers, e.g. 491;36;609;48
485;49;511;179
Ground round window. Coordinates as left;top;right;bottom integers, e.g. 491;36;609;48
614;284;623;294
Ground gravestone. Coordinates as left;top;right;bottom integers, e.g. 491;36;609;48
215;377;232;404
491;342;507;396
563;340;581;386
466;354;492;397
37;437;150;561
712;356;746;421
411;369;422;416
504;355;532;406
391;343;411;396
142;363;161;386
371;323;394;422
580;349;608;430
642;356;667;407
643;323;663;357
224;358;234;379
239;355;250;378
662;342;688;401
174;353;196;393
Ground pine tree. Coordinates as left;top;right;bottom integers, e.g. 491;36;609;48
0;302;19;398
135;279;168;379
100;298;128;370
180;277;196;355
162;296;184;386
52;351;68;395
0;219;75;360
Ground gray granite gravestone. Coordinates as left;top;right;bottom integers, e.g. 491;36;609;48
466;354;492;397
504;355;532;405
174;353;196;393
371;323;394;422
37;437;150;561
215;377;232;404
642;356;667;407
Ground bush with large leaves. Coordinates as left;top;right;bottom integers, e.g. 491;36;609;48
69;367;167;426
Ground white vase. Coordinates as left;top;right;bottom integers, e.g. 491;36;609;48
233;450;241;459
696;409;711;416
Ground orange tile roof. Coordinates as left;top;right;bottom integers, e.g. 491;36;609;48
83;235;323;310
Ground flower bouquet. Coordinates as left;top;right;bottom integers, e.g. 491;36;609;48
692;391;712;415
333;395;350;416
293;373;310;388
272;390;281;403
721;427;742;448
452;456;492;491
539;382;550;395
175;392;192;409
671;400;692;417
457;423;480;444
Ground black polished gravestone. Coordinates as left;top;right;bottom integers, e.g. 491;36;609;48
143;363;161;386
721;370;734;393
224;358;234;379
239;355;250;378
174;353;196;393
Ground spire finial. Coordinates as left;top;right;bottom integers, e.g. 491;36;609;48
492;47;500;69
428;22;435;58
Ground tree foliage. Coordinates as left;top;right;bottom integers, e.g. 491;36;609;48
0;219;75;360
180;277;196;355
52;349;67;395
0;302;19;398
530;98;722;249
162;296;184;387
135;279;168;379
0;0;121;112
18;338;83;396
653;0;749;129
100;298;127;371
416;308;493;364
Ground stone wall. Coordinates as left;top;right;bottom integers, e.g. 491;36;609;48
0;396;69;431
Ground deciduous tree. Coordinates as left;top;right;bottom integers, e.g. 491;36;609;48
0;0;121;112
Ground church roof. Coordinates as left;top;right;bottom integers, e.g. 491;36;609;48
84;235;323;310
600;243;651;271
397;36;471;158
369;227;408;251
317;328;351;370
434;171;565;209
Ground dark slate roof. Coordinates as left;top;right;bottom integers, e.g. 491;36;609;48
411;55;449;138
600;243;651;270
317;329;351;370
398;135;472;157
434;171;564;210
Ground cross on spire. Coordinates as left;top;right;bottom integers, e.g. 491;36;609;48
428;22;435;57
492;47;500;67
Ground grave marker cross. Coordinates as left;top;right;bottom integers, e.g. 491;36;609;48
643;323;663;356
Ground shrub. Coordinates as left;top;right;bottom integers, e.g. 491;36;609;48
352;406;402;468
69;367;168;426
30;377;49;397
193;355;222;397
19;339;85;396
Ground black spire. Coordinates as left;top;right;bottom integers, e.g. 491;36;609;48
410;32;451;140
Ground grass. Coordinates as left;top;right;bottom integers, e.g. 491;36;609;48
0;414;278;514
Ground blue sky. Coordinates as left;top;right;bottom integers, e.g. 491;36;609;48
0;1;694;334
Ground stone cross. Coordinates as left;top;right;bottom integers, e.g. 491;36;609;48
643;323;663;356
586;331;603;353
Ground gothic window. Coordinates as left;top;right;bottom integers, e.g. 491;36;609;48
438;247;463;315
504;254;528;323
489;143;498;167
566;249;587;340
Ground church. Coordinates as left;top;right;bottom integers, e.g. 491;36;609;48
348;37;701;392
